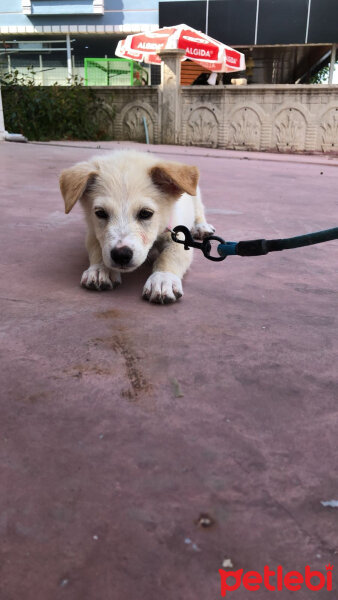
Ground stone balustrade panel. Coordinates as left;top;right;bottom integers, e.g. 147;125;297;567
94;84;338;153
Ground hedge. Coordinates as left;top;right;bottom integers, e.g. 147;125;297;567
1;70;114;141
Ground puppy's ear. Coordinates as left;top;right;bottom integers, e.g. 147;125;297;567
150;162;199;198
59;162;98;214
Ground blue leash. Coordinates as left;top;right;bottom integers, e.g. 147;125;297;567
171;225;338;262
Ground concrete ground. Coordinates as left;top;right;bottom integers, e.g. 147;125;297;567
0;141;337;600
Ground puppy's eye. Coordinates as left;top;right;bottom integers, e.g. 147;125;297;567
138;209;154;220
95;209;108;220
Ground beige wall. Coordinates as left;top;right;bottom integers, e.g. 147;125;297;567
181;85;338;153
95;87;160;143
96;84;338;153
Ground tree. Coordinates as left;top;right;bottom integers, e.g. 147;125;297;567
310;61;337;84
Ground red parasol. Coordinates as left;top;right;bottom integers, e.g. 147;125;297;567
115;24;245;73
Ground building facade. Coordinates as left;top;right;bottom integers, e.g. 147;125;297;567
0;0;337;85
0;1;159;84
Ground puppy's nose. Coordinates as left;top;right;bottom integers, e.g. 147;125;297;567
111;246;133;266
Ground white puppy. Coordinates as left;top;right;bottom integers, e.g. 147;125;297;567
59;150;214;304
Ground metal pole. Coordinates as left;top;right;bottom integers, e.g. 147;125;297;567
39;54;44;85
0;84;6;140
7;54;11;74
254;0;260;45
305;0;312;43
328;43;336;84
66;33;72;82
205;0;209;35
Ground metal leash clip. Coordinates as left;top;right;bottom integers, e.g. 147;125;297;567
171;225;227;262
170;224;338;262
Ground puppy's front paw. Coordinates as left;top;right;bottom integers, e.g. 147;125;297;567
191;222;215;239
81;264;121;291
142;272;183;304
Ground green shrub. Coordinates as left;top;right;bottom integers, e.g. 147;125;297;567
1;69;115;141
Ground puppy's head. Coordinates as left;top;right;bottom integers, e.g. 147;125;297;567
59;151;199;272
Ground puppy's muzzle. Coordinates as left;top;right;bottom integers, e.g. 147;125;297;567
111;246;133;267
